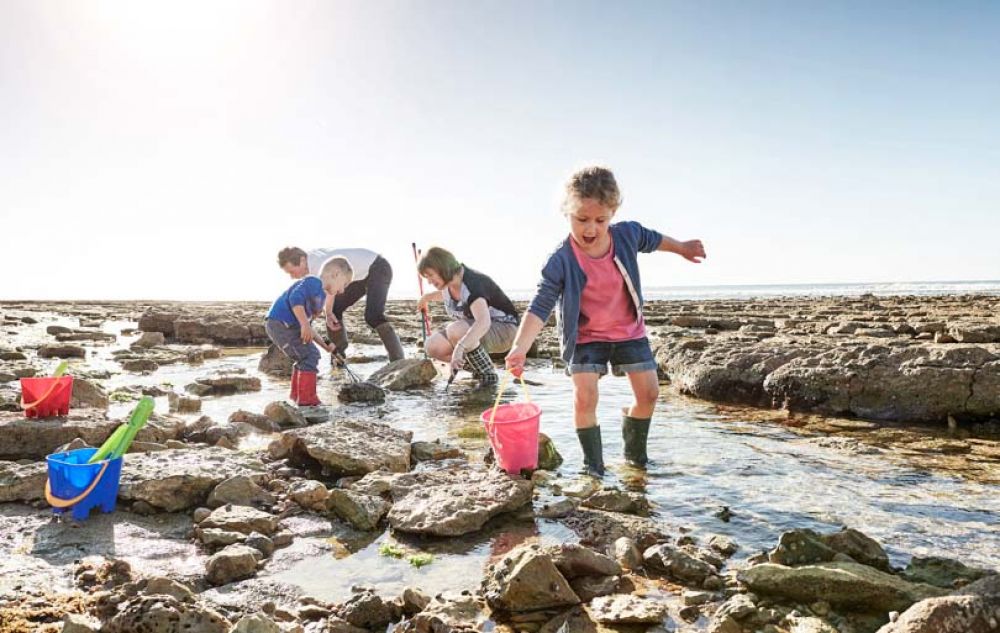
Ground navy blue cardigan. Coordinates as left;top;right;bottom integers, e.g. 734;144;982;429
527;221;663;363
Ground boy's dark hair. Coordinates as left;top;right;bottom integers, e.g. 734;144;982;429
277;247;307;268
418;247;462;281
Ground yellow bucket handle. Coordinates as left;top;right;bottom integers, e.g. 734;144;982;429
20;376;69;411
486;371;532;439
44;459;111;509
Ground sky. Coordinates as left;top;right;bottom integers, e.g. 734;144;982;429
1;0;998;301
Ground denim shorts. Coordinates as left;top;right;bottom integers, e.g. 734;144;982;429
569;337;657;376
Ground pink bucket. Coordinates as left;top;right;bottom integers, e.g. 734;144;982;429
481;402;541;474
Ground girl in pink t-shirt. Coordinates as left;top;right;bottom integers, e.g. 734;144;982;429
506;166;706;476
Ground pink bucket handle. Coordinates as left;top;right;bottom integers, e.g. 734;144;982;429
485;372;532;450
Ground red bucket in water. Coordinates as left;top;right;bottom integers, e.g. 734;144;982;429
481;401;542;474
20;376;74;418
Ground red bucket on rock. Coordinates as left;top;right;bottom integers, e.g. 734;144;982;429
20;376;74;417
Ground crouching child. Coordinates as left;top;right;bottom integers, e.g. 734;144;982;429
264;256;353;406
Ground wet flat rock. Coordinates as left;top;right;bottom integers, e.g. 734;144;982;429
388;466;533;536
337;381;386;403
278;419;412;475
0;460;47;502
118;448;267;512
138;308;268;345
368;358;437;390
186;374;261;396
738;562;947;612
589;594;670;624
0;408;118;460
483;543;580;612
651;293;1000;424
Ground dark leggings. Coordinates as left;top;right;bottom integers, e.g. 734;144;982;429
331;255;392;329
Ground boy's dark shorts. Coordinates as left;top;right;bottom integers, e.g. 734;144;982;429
569;337;657;376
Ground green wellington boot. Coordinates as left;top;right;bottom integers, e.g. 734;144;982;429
576;425;605;477
622;409;652;469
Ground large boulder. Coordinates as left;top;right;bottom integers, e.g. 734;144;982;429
0;460;47;502
739;562;947;612
901;556;994;589
537;433;564;471
821;528;891;571
277;419;412;475
200;505;279;535
875;594;1000;633
767;528;840;566
395;593;487;632
185;374;261;396
338;381;387;404
205;544;260;586
337;587;402;630
206;475;275;508
560;506;666;551
263;401;307;428
876;576;1000;633
657;330;1000;423
368;359;436;390
70;378;109;410
138;310;181;336
326;489;390;531
643;544;719;585
257;344;293;377
131;331;166;349
589;594;670;624
173;318;264;346
581;488;651;516
388;466;532;536
0;409;117;460
545;543;622;579
117;448;267;511
103;594;230;633
38;345;87;359
482;544;580;612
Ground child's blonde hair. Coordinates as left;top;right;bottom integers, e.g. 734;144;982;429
561;165;622;215
320;256;354;282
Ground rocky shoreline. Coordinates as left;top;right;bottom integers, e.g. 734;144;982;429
0;297;997;632
6;294;997;427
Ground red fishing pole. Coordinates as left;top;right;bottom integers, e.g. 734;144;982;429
412;243;432;341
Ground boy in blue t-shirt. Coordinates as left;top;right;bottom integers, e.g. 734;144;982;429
265;256;353;405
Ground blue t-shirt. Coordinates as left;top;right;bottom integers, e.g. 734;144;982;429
267;276;326;326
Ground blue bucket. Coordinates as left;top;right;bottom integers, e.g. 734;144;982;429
45;447;123;521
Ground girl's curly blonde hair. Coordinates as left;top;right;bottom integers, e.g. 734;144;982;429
561;165;622;215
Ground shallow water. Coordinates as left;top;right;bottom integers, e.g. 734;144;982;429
5;311;999;604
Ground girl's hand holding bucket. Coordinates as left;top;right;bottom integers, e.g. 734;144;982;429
504;346;528;378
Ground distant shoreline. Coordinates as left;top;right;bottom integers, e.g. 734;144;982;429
3;279;999;305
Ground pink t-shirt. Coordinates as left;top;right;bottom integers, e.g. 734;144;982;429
570;237;646;344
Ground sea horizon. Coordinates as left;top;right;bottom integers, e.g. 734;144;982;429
3;279;999;304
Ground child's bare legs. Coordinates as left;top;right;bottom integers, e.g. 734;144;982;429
572;372;605;476
623;369;658;469
572;373;601;429
626;370;659;418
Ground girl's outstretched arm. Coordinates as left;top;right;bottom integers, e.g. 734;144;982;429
658;235;706;263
